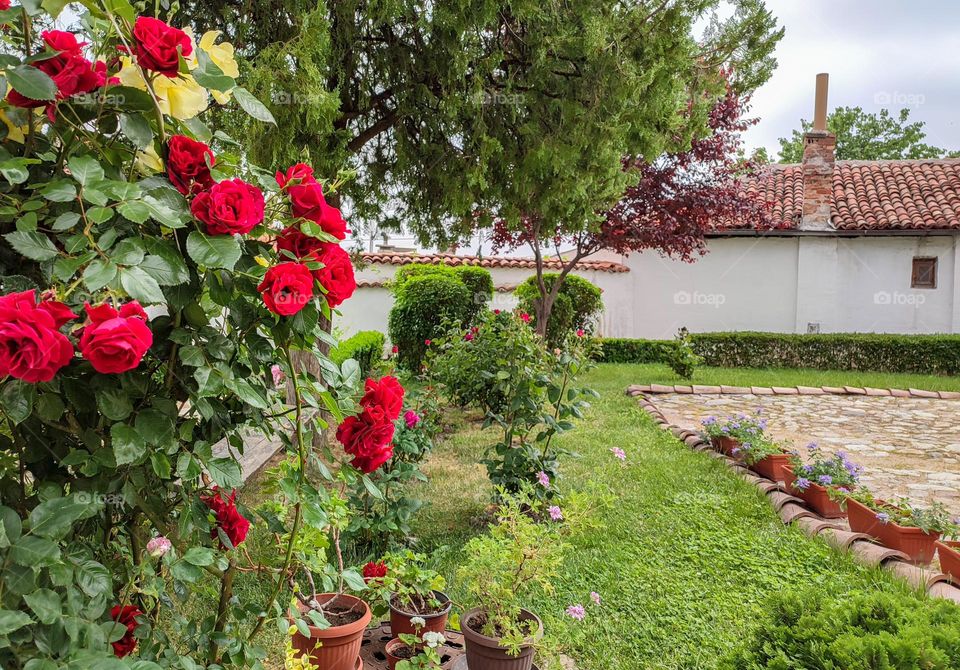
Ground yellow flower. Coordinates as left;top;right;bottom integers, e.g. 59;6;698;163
0;109;28;144
135;144;163;174
198;31;239;104
116;57;209;120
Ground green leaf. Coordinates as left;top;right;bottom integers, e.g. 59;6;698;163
361;475;384;501
192;49;234;92
110;238;146;265
119;113;153;149
118;200;151;223
111;423;146;466
227;378;269;409
142;195;185;228
0;158;37;185
29;495;96;539
205;457;242;489
183;547;215;567
186;231;241;270
75;559;111;597
150;452;171;479
83;258;118;292
10;535;60;566
67;155;105;186
52;211;81;231
136;408;176;447
120;266;165;304
23;588;61;625
1;381;35;424
4;231;58;261
341;569;367;592
40;180;77;202
7;64;56;101
35;393;65;421
96;388;133;421
87;206;113;224
0;506;21;548
140;241;189;285
0;609;32;635
233;87;276;124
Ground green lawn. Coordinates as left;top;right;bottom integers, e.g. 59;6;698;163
623;362;960;392
410;363;929;670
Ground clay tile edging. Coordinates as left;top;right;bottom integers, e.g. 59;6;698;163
847;540;910;567
884;561;950;590
634;382;960;401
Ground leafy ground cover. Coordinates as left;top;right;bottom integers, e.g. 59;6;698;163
409;364;930;670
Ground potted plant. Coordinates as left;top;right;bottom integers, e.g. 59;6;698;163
735;437;791;483
935;538;960;583
457;489;571;670
846;491;958;564
785;445;861;518
700;412;767;455
365;550;451;637
385;619;447;670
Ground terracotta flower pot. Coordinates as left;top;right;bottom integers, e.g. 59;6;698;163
461;607;543;670
384;637;413;670
749;453;792;483
936;540;960;582
711;436;739;456
389;590;452;637
783;468;847;518
289;593;372;670
847;498;940;564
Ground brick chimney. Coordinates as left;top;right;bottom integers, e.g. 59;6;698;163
800;73;836;230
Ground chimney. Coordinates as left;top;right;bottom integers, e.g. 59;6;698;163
800;73;836;230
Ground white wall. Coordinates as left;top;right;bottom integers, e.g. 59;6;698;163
335;235;960;342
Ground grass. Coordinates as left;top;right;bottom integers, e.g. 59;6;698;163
623;362;960;392
409;363;929;670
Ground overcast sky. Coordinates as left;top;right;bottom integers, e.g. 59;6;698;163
742;0;960;159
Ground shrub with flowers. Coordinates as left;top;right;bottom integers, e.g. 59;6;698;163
788;443;862;495
0;4;403;667
729;436;784;465
700;411;767;443
363;550;446;620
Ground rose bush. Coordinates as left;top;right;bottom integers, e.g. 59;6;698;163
0;3;401;668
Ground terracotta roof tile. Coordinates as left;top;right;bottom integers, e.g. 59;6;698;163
742;159;960;231
360;252;629;273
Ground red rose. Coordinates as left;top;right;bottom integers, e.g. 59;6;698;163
275;164;348;240
276;163;315;189
130;17;192;77
110;605;143;658
191;178;265;236
0;0;10;9
166;135;214;195
7;31;103;115
362;561;388;579
201;487;250;548
0;290;75;383
78;301;152;374
312;243;356;308
314;201;349;240
336;405;396;473
257;262;314;316
275;225;322;261
360;375;404;421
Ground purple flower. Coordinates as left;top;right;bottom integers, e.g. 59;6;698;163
876;512;891;524
794;477;811;491
537;471;550;487
802;464;814;474
548;506;563;521
817;475;833;486
610;447;626;462
565;604;586;621
590;592;601;606
702;416;717;426
806;442;819;452
730;447;741;456
404;410;420;429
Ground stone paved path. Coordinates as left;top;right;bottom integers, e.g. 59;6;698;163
651;393;960;517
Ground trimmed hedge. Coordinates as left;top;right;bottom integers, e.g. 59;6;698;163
597;332;960;375
388;275;476;369
515;273;603;347
330;330;386;376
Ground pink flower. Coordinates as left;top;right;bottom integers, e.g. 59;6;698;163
404;410;420;429
424;339;431;346
146;536;171;558
548;506;563;521
464;332;474;341
519;312;530;323
576;329;585;337
271;364;284;386
610;447;626;461
565;604;586;621
494;309;501;314
537;471;550;487
391;345;398;355
590;591;601;606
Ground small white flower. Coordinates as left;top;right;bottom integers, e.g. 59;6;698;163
410;616;427;629
422;631;445;648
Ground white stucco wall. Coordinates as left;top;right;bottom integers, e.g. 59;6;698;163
334;234;960;343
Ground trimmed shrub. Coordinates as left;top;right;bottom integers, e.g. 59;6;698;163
330;330;386;376
597;332;960;375
392;263;456;293
516;273;603;347
392;263;492;316
722;588;960;669
389;275;475;369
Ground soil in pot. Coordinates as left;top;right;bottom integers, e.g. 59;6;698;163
389;590;452;637
847;498;940;563
385;638;417;670
461;607;543;670
289;593;372;670
936;541;960;583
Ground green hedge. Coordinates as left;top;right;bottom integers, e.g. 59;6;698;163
515;273;603;347
330;330;386;376
389;275;476;369
597;332;960;375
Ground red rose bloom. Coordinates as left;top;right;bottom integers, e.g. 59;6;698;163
0;0;10;10
313;243;356;308
166;135;214;195
201;487;250;548
275;163;315;189
78;301;152;374
191;178;265;236
362;561;388;579
258;262;314;316
130;17;192;77
0;290;75;383
275;163;348;240
275;225;322;261
336;405;396;474
7;31;104;116
314;201;349;240
360;375;404;421
110;605;143;658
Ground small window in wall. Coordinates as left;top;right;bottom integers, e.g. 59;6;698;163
911;257;937;289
